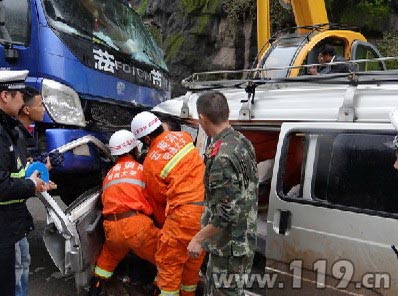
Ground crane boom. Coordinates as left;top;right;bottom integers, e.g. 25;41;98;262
257;0;329;54
257;0;270;55
290;0;329;27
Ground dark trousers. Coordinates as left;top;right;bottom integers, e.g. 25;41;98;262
0;243;16;296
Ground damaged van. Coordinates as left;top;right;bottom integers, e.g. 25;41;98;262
152;69;398;295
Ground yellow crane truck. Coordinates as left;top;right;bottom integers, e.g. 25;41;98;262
256;0;386;78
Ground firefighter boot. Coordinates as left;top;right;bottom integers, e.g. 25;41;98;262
87;276;106;296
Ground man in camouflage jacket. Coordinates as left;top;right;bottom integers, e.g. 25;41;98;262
188;91;258;296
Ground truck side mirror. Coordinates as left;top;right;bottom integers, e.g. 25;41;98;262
389;108;398;131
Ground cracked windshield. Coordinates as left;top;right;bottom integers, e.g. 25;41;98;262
42;0;167;71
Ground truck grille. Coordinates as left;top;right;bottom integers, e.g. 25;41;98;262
86;101;145;129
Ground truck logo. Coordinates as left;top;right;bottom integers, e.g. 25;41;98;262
93;48;116;73
93;48;167;90
151;69;162;88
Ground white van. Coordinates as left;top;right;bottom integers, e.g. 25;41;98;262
153;71;398;295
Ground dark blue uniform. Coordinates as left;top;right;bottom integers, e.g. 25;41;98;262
0;109;35;296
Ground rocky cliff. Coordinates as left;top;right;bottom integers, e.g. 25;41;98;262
131;0;260;96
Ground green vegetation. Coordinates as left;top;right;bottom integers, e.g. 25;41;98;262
147;25;162;47
222;0;256;23
222;0;293;31
180;0;221;15
163;33;185;62
339;1;389;34
375;33;398;69
192;15;212;35
270;0;294;33
136;0;148;16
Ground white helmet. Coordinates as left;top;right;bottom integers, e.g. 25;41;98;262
109;129;139;156
131;111;161;139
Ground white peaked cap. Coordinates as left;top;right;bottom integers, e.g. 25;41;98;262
0;70;28;90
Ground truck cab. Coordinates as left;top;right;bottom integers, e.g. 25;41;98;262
153;69;398;295
0;0;170;203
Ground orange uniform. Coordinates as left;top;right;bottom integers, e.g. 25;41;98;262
144;131;205;296
94;155;160;279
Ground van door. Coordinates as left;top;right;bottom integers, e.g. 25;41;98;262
39;187;104;291
266;122;398;295
38;136;111;291
351;40;386;71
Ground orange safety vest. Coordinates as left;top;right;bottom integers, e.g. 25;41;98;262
102;155;152;216
143;131;205;226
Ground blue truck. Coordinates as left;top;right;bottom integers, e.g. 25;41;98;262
0;0;170;202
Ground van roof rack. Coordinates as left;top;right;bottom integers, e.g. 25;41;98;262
181;57;398;91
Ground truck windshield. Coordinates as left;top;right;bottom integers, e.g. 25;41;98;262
42;0;167;71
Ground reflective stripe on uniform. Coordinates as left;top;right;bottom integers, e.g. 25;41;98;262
160;290;180;296
180;284;197;292
94;266;113;279
160;142;195;179
10;168;25;179
0;199;24;206
102;178;145;191
1;168;26;205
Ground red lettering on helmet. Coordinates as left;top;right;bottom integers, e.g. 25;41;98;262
148;117;159;127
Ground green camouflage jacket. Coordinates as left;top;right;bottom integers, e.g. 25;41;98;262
202;126;258;257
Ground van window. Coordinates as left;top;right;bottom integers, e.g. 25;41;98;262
279;131;398;215
0;0;30;45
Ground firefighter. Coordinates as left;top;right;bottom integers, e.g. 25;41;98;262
88;130;160;296
0;70;49;296
131;111;205;296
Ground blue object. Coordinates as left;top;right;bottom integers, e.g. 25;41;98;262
25;162;49;183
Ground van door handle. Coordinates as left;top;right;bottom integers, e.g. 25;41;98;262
279;210;291;235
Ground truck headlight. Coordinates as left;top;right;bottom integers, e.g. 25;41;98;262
42;79;86;127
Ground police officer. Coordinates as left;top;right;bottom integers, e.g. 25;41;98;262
0;70;48;296
187;91;259;296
